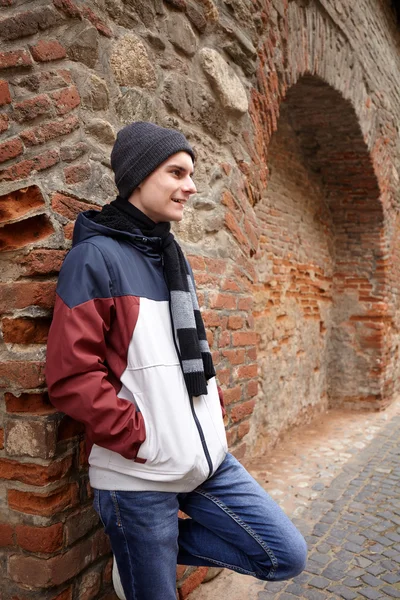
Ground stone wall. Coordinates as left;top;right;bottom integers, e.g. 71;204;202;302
0;0;400;597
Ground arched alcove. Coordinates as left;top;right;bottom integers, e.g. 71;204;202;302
250;75;386;454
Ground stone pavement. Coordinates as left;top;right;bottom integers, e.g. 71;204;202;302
190;404;400;599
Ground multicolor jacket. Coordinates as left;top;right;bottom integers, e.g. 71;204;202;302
46;211;228;492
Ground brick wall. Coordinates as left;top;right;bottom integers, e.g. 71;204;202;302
0;0;400;597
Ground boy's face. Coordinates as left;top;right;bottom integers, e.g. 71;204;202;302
128;151;196;223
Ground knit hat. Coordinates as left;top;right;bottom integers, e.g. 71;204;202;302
111;122;195;200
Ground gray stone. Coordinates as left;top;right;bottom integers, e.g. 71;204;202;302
382;572;400;583
81;74;110;111
199;48;248;114
146;32;166;50
162;73;228;139
309;576;331;590
360;573;381;587
166;12;197;56
359;588;384;600
327;586;358;600
186;2;207;32
65;23;99;69
110;34;156;89
223;41;257;76
116;88;154;124
173;206;204;243
85;119;116;145
60;143;88;163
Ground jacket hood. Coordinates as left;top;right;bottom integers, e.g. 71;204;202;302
72;210;163;253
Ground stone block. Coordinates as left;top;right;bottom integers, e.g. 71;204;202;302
199;48;248;114
110;34;156;89
166;12;197;56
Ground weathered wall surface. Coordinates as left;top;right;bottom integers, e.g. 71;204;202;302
0;0;399;597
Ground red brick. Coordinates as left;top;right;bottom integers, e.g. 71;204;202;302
218;330;230;348
246;380;258;398
17;68;72;94
20;115;79;147
81;6;113;37
225;211;249;250
51;191;98;220
238;296;253;311
64;221;74;239
204;257;228;274
0;427;3;449
210;293;236;310
0;137;23;163
222;386;242;405
227;315;244;329
91;527;110;560
30;39;66;62
0;148;59;182
216;368;230;385
0;214;55;251
201;310;221;328
246;346;257;360
0;185;45;223
0;455;72;485
187;255;206;271
19;249;67;276
5;391;56;414
238;419;250;440
2;316;50;343
236;364;258;379
0;522;14;547
0;49;33;70
221;190;237;211
13;94;53;123
51;86;80;115
16;522;63;553
8;483;79;516
221;278;241;292
79;569;102;600
0;79;11;105
178;567;208;599
0;113;9;133
0;360;45;388
64;163;91;184
222;348;245;365
65;505;99;546
230;399;255;423
53;0;81;18
232;331;257;346
8;534;92;587
5;416;57;458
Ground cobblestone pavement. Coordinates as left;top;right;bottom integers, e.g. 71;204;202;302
190;402;400;599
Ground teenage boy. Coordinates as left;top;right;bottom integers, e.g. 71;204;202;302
46;122;307;600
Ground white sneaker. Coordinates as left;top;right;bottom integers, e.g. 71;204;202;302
112;556;127;600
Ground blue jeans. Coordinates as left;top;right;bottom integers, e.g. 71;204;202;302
93;453;307;600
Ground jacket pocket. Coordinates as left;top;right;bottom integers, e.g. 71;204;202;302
112;392;155;466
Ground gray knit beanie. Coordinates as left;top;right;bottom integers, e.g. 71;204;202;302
111;122;195;200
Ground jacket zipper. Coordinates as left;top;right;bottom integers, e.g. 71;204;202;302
163;251;213;479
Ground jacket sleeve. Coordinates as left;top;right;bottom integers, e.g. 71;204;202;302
45;242;145;460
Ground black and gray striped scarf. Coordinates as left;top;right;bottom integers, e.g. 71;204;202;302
93;198;216;398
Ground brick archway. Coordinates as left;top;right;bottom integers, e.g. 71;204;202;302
250;73;386;454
